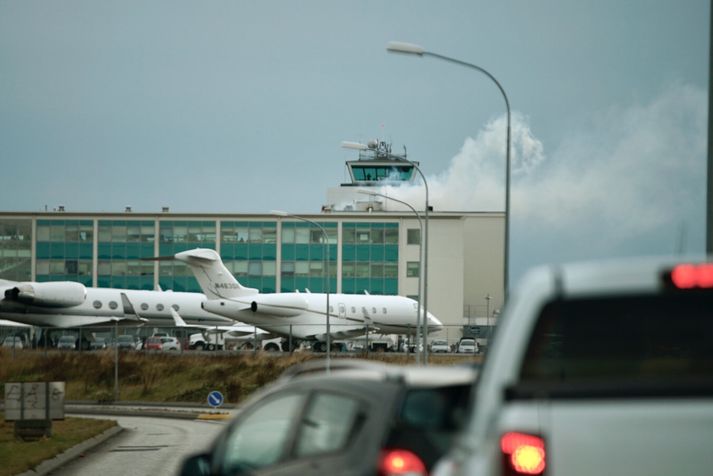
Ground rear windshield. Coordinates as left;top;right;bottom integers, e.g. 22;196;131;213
386;384;473;469
519;292;713;387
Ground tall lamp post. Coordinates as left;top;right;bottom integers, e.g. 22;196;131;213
386;41;511;299
358;189;424;365
272;211;331;371
342;141;431;364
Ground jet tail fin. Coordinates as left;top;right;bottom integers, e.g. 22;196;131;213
174;248;258;299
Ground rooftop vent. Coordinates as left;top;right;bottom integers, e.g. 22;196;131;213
125;206;132;213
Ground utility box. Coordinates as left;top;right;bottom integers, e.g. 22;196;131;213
4;382;65;441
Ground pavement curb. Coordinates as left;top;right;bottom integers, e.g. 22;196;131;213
16;425;124;476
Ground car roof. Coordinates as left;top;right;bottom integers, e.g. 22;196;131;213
518;255;708;298
280;359;478;388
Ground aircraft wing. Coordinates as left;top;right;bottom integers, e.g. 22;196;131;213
170;308;266;336
310;324;378;342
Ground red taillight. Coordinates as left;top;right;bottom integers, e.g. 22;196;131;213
667;263;713;289
378;449;427;476
500;432;546;475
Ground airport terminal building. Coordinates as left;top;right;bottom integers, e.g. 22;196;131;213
0;142;505;342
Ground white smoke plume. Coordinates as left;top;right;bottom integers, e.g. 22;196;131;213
376;82;706;275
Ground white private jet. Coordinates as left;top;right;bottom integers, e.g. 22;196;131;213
174;248;443;350
0;278;238;329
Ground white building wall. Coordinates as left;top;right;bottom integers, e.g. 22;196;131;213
425;218;466;335
462;214;505;319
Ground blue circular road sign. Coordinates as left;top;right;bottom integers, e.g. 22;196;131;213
207;390;224;408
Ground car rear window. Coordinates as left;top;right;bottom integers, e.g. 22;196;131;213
386;384;473;470
519;292;713;388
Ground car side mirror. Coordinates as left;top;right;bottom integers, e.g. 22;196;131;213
178;453;212;476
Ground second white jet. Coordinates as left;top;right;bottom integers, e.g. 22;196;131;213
174;248;443;351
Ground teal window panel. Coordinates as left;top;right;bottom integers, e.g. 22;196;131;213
185;277;201;293
370;246;384;261
235;243;249;260
36;242;50;259
111;244;126;260
308;277;325;293
79;243;93;259
126;243;140;259
140;276;154;290
159;277;174;291
98;243;111;259
371;222;384;229
262;244;276;260
355;279;370;294
97;276;111;287
247;245;262;260
281;245;295;261
295;245;310;261
384;245;399;261
221;243;235;257
64;243;79;259
342;245;355;261
281;277;295;293
244;277;261;289
48;243;61;259
140;243;154;258
310;244;323;260
342;280;355;294
384;279;398;295
125;276;141;289
356;246;370;261
370;280;384;295
294;277;309;292
261;279;276;294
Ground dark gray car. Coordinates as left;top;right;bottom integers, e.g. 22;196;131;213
179;360;477;476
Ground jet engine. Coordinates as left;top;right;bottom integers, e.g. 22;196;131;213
4;281;87;307
249;293;309;317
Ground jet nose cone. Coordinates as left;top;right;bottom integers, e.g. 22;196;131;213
426;312;444;331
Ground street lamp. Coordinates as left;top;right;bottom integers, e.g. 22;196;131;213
357;189;424;364
271;211;332;371
341;140;431;364
386;40;511;298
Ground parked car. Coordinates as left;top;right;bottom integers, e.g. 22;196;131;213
179;360;477;476
2;335;25;349
57;335;77;350
144;336;163;351
89;337;107;350
456;338;478;354
433;257;713;476
116;335;139;351
430;339;450;353
160;336;181;351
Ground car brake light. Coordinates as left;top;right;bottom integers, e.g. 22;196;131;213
500;432;546;475
666;263;713;289
378;449;427;476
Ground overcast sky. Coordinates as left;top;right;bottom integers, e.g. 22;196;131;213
0;0;709;284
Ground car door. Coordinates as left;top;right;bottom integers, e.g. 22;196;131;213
213;392;308;475
262;390;372;476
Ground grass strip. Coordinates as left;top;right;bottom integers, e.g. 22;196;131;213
0;415;116;476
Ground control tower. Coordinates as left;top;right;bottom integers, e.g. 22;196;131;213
324;139;420;212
